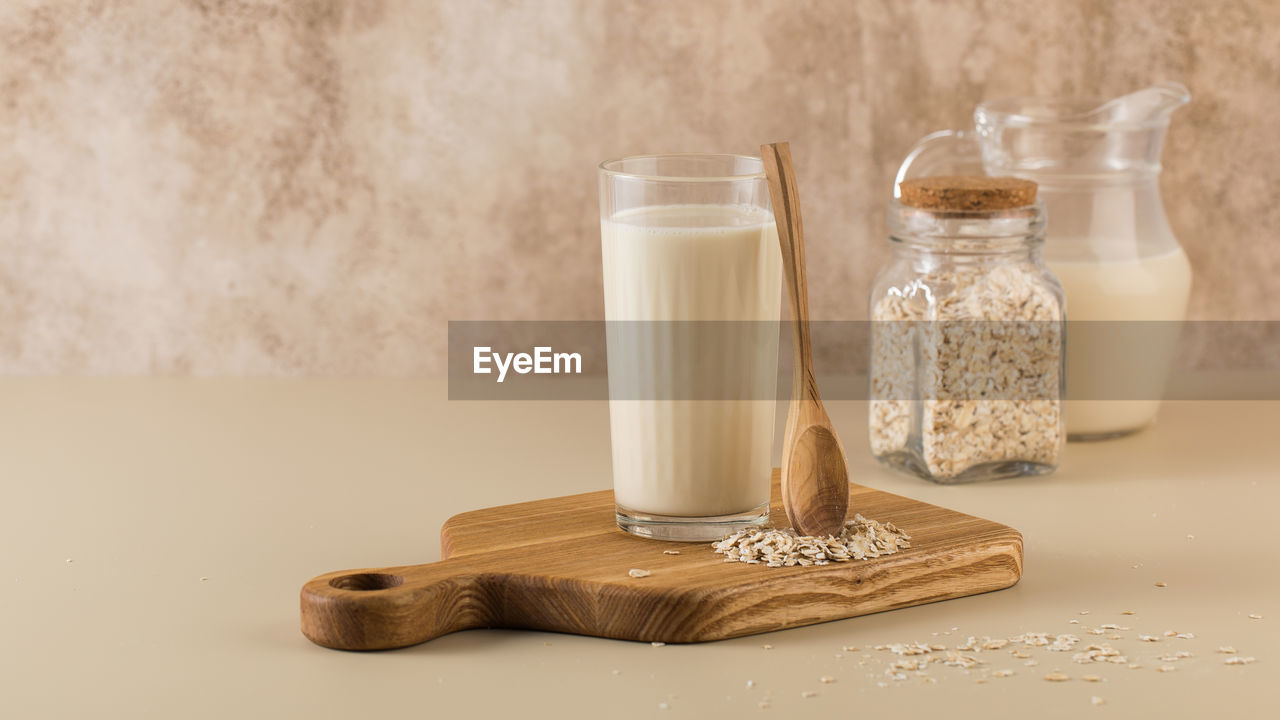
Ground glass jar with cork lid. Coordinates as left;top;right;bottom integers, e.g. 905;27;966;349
868;176;1066;483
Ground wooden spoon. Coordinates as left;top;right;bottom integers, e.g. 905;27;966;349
760;142;850;537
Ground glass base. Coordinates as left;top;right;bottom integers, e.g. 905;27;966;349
615;503;770;542
876;451;1057;485
1067;424;1149;442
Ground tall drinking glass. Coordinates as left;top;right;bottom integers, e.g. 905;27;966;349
599;154;782;541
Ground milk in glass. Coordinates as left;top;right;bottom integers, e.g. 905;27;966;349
602;204;781;518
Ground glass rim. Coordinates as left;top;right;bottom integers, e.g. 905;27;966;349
887;198;1046;250
975;96;1177;131
598;153;765;183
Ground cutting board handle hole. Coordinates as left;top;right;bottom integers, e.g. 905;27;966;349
329;573;404;591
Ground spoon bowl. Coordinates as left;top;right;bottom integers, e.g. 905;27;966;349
783;424;850;535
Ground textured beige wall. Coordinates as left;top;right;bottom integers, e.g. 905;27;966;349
2;0;1277;375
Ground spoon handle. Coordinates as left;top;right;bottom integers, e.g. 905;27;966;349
761;142;820;405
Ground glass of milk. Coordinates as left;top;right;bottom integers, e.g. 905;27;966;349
599;154;781;540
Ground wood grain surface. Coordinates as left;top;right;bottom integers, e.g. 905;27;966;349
300;470;1023;651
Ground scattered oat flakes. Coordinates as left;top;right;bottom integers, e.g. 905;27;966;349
945;652;981;669
1159;651;1192;662
1121;610;1136;615
1049;634;1081;651
651;641;665;647
712;516;911;567
1013;650;1031;659
761;644;773;650
1224;656;1256;666
1138;635;1160;642
1073;644;1127;665
992;670;1015;678
1044;671;1070;682
1082;675;1102;682
628;569;651;578
745;680;755;689
1080;610;1090;615
982;639;1008;651
1128;664;1142;669
1157;665;1177;673
1155;581;1168;587
200;577;208;582
801;691;817;699
819;676;835;684
1218;646;1237;654
1069;619;1080;624
1249;613;1263;620
1091;696;1106;706
658;702;669;710
1016;632;1051;647
930;644;947;651
883;641;934;656
758;700;770;709
1024;660;1039;667
662;550;680;555
1187;534;1194;540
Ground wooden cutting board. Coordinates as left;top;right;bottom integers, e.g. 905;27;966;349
300;470;1022;650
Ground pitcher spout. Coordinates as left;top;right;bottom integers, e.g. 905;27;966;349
973;83;1191;179
1082;82;1190;128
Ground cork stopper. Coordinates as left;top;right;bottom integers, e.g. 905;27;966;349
899;175;1037;211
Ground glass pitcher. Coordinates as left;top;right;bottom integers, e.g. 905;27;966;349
896;83;1193;440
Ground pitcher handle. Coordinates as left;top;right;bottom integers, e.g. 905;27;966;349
893;129;985;198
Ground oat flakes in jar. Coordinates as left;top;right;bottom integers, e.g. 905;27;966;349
868;176;1065;483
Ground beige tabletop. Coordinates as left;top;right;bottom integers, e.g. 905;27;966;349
2;379;1275;718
